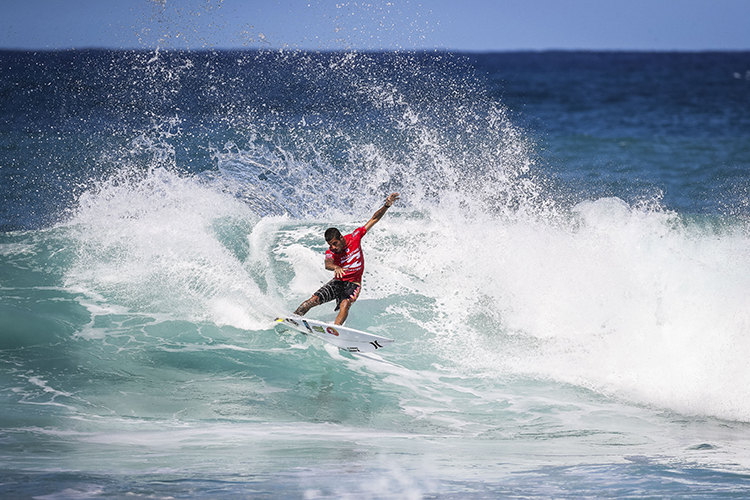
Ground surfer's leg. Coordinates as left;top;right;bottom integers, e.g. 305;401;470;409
294;295;321;316
333;283;360;325
296;280;338;316
334;299;352;325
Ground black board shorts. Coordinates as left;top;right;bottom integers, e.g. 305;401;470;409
314;279;361;311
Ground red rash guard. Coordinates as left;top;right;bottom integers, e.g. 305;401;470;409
325;226;367;283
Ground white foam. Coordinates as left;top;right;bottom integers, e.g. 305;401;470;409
399;198;750;422
64;167;276;330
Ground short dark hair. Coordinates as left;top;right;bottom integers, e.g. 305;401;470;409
324;227;341;242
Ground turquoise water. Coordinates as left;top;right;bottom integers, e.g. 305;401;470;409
1;50;750;498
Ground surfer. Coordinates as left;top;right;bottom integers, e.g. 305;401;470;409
293;192;400;325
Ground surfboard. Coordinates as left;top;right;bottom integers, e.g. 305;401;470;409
274;316;394;353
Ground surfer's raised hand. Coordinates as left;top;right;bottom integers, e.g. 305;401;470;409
364;192;400;231
385;192;400;207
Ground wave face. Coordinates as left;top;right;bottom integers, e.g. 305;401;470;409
2;50;750;498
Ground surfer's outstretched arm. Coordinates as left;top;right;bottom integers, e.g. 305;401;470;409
363;193;399;232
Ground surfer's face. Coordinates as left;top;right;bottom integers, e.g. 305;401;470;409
327;235;346;254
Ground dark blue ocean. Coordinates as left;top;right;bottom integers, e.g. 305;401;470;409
2;49;750;499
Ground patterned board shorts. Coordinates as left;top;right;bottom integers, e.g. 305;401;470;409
314;279;361;311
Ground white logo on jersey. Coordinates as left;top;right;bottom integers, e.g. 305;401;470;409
343;248;362;270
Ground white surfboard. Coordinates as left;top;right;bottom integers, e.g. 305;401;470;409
274;316;394;353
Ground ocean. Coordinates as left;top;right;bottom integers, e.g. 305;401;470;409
1;49;750;498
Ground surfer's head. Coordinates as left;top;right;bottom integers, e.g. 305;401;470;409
325;228;346;253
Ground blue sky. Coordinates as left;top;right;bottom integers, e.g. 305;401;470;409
2;0;748;52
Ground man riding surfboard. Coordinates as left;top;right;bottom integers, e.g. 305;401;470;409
293;192;400;325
